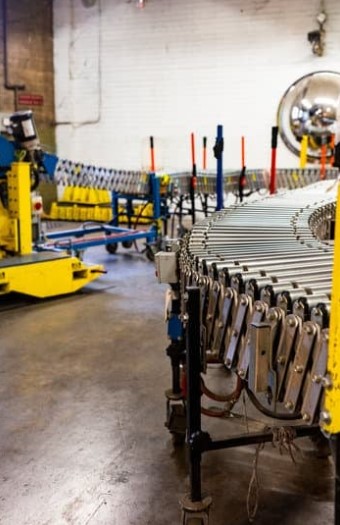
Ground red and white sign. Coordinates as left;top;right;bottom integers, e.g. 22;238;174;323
18;94;44;107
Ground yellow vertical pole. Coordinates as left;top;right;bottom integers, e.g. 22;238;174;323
7;162;32;255
323;180;340;525
320;184;340;525
299;135;308;169
322;182;340;434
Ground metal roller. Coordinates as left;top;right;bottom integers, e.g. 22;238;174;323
177;179;337;424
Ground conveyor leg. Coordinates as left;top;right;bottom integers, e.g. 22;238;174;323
180;287;212;523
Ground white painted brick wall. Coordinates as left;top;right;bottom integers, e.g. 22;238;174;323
53;0;340;171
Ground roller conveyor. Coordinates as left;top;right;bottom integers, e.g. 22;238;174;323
155;161;340;522
177;179;337;423
52;157;339;197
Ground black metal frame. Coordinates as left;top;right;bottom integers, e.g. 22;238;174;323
332;434;340;525
183;285;330;519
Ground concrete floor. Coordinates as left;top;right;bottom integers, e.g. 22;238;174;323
0;245;335;525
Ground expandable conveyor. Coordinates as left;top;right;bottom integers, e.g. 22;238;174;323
179;179;337;423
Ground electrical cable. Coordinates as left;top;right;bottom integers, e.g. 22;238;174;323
244;382;301;421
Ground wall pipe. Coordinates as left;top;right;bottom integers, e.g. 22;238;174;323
2;0;25;111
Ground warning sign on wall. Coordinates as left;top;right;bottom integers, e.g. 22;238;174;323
18;94;44;107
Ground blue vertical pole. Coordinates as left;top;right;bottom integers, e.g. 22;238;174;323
111;191;119;226
151;173;161;220
216;124;224;211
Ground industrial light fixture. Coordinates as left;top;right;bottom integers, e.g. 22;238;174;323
307;1;327;56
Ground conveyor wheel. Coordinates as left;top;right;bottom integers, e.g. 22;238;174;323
106;243;118;254
145;245;156;262
166;401;186;446
122;241;133;249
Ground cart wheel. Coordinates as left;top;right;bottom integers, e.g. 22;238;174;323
122;241;133;249
106;243;118;254
145;245;156;262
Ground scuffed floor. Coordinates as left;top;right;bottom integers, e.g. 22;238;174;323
0;245;334;524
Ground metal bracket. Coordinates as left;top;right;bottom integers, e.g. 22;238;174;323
205;280;221;350
224;293;251;368
284;321;319;412
277;314;302;401
237;301;268;379
211;287;237;359
301;329;329;424
266;307;285;403
248;321;272;393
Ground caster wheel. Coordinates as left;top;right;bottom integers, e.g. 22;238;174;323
106;243;118;254
122;241;133;249
145;246;156;262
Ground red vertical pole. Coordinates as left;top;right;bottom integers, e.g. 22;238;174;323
150;136;155;172
241;135;245;169
320;143;327;180
269;127;279;195
191;132;196;168
330;134;335;166
203;136;207;170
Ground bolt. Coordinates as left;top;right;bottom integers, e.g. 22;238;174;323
255;304;263;312
312;374;322;384
240;297;247;306
302;413;311;422
320;410;332;426
322;375;332;389
225;291;231;299
277;356;285;365
287;317;296;327
207;314;212;321
225;358;231;367
218;322;224;328
285;401;293;410
268;312;277;321
181;313;189;323
304;324;313;335
238;369;246;379
294;365;304;374
232;329;238;337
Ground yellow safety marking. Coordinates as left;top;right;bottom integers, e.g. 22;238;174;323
323;182;340;433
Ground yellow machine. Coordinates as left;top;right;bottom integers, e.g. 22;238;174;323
0;110;105;298
0;160;103;299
